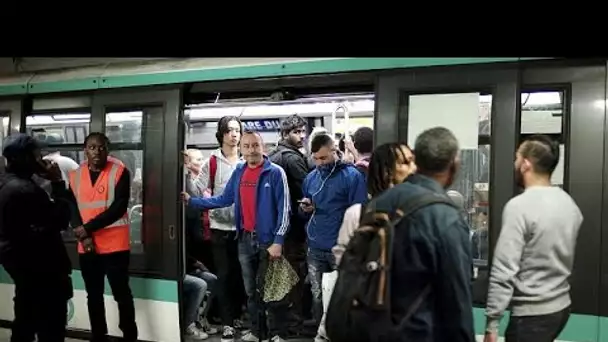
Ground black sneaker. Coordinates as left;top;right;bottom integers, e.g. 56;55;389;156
221;326;235;342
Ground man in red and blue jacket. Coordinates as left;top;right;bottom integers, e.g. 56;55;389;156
182;130;291;342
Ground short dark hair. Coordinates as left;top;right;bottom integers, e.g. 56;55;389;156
353;127;374;154
519;135;560;175
280;114;307;137
242;129;263;141
84;132;110;147
310;133;334;153
414;127;459;173
215;116;242;145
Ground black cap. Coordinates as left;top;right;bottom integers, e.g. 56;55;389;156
2;134;43;161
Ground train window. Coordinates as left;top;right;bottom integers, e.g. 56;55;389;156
105;110;145;254
405;91;492;304
26;113;91;145
520;91;565;187
0;116;10;151
110;149;144;254
106;111;143;144
185;120;281;148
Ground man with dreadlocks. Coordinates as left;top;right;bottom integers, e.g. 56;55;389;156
314;142;417;342
268;114;310;333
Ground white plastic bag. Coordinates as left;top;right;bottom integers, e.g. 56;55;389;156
321;270;338;312
318;270;339;339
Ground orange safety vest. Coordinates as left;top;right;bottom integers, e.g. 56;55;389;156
69;156;130;254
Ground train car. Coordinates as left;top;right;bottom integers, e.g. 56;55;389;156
0;57;605;342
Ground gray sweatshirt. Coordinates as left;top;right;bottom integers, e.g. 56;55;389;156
485;186;583;332
186;149;239;232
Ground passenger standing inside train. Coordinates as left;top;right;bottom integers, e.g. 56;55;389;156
268;114;310;331
186;116;245;342
484;135;582;342
181;130;291;342
315;142;417;342
300;133;367;328
346;126;374;176
0;134;73;342
69;132;138;342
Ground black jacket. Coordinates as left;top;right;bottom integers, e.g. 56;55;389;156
268;141;309;242
0;173;72;275
378;174;474;342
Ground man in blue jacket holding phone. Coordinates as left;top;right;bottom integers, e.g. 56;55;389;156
300;133;368;330
182;130;291;342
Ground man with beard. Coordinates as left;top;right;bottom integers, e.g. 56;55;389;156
484;135;582;342
182;130;291;342
365;127;474;342
299;133;368;331
0;134;73;342
268;114;310;333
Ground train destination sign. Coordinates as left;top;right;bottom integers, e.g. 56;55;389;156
242;119;281;132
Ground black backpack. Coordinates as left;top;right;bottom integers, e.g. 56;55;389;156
325;191;457;342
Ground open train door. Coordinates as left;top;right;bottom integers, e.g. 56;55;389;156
59;87;184;342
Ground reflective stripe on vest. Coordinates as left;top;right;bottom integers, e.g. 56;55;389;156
69;158;130;254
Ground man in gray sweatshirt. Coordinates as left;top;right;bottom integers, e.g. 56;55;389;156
484;135;583;342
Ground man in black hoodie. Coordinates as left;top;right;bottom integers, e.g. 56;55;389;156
0;134;73;342
268;114;311;332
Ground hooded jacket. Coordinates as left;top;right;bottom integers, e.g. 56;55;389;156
301;160;367;251
0;134;72;274
188;156;291;245
186;149;239;232
268;141;309;242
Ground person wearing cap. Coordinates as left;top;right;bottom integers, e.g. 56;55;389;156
0;133;74;342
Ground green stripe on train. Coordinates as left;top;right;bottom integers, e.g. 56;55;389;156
0;58;551;96
0;267;178;303
473;307;599;341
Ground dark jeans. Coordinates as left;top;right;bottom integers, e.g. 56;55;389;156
80;251;138;341
284;233;308;325
210;229;243;326
307;248;337;325
505;306;571;342
238;231;289;339
5;266;72;342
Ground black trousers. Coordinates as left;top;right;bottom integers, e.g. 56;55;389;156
5;266;72;342
505;306;571;342
210;229;243;326
80;251;138;341
283;234;308;325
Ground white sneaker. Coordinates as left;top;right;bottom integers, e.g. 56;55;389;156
185;323;208;340
241;331;260;342
220;326;235;342
198;317;218;335
270;336;287;342
315;334;330;342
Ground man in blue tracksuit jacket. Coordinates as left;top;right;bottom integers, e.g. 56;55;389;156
299;133;368;326
181;131;291;341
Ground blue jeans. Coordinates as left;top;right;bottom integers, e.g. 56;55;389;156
307;248;337;325
183;272;217;326
238;231;288;339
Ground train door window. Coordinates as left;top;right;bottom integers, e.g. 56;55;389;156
105;111;145;255
0;116;10;150
406;92;492;289
520;91;565;187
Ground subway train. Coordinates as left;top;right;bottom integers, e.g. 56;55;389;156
0;57;605;342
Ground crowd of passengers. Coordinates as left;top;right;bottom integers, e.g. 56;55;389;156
0;111;583;342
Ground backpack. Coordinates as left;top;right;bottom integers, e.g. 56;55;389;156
201;155;217;241
325;191;457;342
